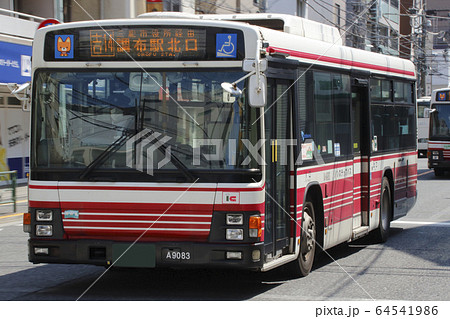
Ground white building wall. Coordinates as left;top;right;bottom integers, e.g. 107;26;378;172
266;0;346;32
0;10;41;182
427;49;450;94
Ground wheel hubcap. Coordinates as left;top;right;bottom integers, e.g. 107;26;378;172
301;209;315;254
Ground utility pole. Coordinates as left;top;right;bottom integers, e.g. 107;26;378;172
419;0;428;97
412;0;428;97
369;0;381;53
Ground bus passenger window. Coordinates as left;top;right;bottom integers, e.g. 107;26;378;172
314;72;333;157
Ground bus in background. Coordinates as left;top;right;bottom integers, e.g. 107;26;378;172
428;88;450;176
417;96;431;157
24;13;417;277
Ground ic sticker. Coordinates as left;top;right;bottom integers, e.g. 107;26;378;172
223;192;240;204
55;35;74;59
216;33;237;58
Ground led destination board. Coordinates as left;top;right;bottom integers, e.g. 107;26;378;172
87;28;205;59
45;26;244;61
436;90;450;102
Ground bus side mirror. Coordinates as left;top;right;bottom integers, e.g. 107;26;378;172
424;108;435;118
8;82;31;112
248;73;266;108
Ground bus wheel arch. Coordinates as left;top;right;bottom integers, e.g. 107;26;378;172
383;168;394;221
290;184;324;277
304;184;324;255
373;174;393;243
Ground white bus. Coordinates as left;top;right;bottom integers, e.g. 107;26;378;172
24;13;417;276
428;88;450;176
417;96;431;157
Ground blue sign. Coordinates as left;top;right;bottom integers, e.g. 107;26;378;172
55;35;74;59
0;41;32;84
216;33;237;58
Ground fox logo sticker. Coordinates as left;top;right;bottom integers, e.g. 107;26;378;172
55;35;74;59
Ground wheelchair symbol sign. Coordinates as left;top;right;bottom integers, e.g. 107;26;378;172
216;34;237;58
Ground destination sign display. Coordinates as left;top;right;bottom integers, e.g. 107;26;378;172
86;27;205;59
44;26;244;61
436;90;450;102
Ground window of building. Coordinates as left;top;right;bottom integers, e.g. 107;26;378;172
335;4;341;29
165;0;181;12
297;0;304;17
7;96;21;106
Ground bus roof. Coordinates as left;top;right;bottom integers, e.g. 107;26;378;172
431;87;450;103
32;13;416;80
197;13;342;45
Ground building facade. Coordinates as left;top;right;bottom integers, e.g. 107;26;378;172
0;5;43;182
425;0;450;94
266;0;346;32
345;0;401;56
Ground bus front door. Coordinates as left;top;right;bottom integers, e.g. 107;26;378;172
351;79;371;238
264;79;294;259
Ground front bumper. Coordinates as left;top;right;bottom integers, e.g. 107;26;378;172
28;239;264;270
428;159;450;170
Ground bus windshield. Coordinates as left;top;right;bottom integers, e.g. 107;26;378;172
32;70;260;180
430;104;450;140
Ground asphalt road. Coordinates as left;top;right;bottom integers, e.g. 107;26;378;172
0;158;449;302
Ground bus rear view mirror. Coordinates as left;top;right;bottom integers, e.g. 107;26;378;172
129;72;162;92
424;108;435;118
248;74;266;108
8;82;31;111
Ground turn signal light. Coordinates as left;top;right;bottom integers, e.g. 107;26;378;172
249;216;262;238
23;212;31;233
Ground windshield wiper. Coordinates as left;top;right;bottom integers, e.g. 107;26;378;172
79;131;132;180
146;129;197;182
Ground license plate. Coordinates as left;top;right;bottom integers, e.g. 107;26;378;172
162;248;191;262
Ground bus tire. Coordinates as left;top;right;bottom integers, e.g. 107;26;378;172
434;169;444;177
373;177;392;243
291;198;316;277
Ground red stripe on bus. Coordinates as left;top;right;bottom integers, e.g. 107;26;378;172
267;46;416;77
29;184;264;192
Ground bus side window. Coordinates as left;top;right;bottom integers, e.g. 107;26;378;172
333;74;351;157
313;71;334;158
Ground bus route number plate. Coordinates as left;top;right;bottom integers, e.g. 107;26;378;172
162;248;191;262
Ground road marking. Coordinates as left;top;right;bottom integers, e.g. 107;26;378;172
392;220;450;227
417;170;433;177
0;212;24;219
0;199;27;207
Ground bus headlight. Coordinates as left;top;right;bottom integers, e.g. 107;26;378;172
226;228;243;240
36;209;53;221
36;225;53;237
226;214;243;225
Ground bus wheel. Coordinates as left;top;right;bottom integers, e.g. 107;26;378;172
373;177;392;243
434;169;444;177
291;199;316;277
